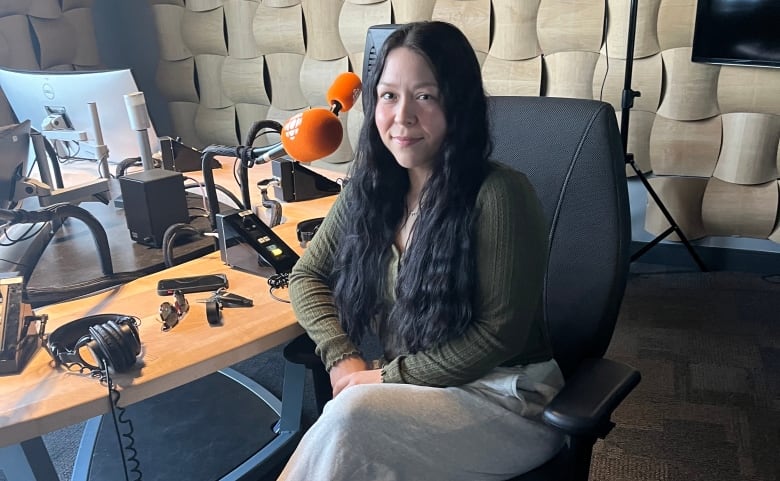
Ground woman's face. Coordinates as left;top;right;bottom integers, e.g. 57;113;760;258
374;47;446;175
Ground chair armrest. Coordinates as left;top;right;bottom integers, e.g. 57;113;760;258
542;358;640;437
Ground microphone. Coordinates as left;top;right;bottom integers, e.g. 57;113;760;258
249;108;343;164
124;91;155;171
327;72;362;114
245;73;360;164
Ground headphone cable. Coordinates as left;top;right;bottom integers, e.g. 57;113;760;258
104;360;143;481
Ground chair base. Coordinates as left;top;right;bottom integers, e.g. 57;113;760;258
71;368;301;481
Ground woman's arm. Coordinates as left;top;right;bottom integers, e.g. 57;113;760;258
381;166;550;386
288;193;363;371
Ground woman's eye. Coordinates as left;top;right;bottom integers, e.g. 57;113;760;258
417;93;435;101
380;92;395;101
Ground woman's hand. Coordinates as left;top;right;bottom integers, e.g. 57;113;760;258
329;356;368;390
332;369;382;397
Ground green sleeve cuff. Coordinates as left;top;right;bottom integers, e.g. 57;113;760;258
380;357;403;383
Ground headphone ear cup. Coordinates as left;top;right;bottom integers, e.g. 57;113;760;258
117;317;142;357
101;320;136;372
106;319;139;369
87;324;113;370
89;322;133;373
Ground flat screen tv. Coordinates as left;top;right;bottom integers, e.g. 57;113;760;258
692;0;780;69
0;68;159;164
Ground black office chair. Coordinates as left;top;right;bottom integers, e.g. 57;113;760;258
283;96;641;481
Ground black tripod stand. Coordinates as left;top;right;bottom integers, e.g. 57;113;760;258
620;0;708;271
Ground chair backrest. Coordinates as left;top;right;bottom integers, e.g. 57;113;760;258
487;96;631;378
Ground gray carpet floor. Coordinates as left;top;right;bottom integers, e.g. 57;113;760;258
40;264;780;480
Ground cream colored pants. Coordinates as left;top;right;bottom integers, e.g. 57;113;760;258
277;359;566;481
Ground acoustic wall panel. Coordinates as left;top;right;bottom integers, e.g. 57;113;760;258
29;16;78;69
645;176;708;241
302;0;348;61
181;7;228;56
169;101;204;148
701;178;778;238
224;0;260;59
236;102;272;146
650;115;721;177
537;0;604;55
156;58;200;103
593;54;662;113
712;113;780;186
152;4;192;61
543;51;600;99
300;56;350;108
339;0;391;55
657;47;719;121
604;0;661;59
253;3;305;56
263;0;300;7
482;56;542;97
194;104;239;146
0;15;39;69
265;52;307;110
489;0;541;61
617;110;655;175
221;56;270;105
656;0;697;50
431;0;490;54
716;66;780;116
391;0;435;23
194;54;233;109
0;0;32;17
27;0;60;19
62;8;100;67
187;0;225;12
62;0;95;11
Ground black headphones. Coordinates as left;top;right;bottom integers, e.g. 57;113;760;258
46;314;141;373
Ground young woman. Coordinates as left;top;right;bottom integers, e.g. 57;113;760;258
279;21;565;481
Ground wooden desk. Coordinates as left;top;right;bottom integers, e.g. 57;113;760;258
0;166;336;478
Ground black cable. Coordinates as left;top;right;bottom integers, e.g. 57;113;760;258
183;181;243;210
162;223;211;268
104;361;143;481
599;2;610;102
0;222;46;246
268;272;291;303
116;157;142;178
239;120;284;210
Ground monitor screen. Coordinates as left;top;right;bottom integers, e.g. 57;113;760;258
0;120;31;210
692;0;780;69
0;68;160;164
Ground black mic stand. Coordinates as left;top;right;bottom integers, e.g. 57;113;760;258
620;0;707;271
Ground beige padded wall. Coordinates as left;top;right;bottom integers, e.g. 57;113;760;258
0;0;102;123
139;0;780;246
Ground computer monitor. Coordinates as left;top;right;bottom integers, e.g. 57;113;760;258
0;68;159;165
0;120;31;210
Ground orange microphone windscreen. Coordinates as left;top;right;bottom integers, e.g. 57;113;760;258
281;108;343;163
326;72;362;113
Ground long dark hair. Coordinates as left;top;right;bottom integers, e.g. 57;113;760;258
331;21;491;353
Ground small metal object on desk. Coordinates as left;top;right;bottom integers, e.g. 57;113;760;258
159;289;190;331
199;288;253;308
199;288;253;326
